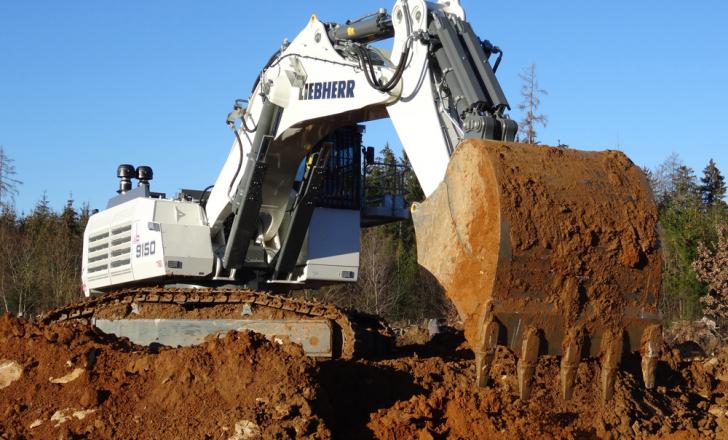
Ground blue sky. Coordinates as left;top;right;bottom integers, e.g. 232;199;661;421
1;0;726;213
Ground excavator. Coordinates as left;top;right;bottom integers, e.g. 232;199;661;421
41;0;663;402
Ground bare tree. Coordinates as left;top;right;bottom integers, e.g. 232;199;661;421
304;228;400;318
0;214;14;314
693;224;728;330
357;228;399;316
0;146;21;207
649;153;683;205
517;64;548;144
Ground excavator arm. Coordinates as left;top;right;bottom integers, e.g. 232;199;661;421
204;0;517;282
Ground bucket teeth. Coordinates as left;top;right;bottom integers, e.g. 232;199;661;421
476;320;500;387
516;328;540;400
640;324;662;389
560;331;582;401
600;329;623;402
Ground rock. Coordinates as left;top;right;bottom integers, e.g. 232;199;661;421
717;415;728;438
49;367;85;384
80;389;101;408
709;405;727;418
50;408;97;427
274;403;293;419
29;419;43;429
631;420;641;435
228;420;261;440
0;360;22;389
125;358;151;375
698;416;714;430
51;409;74;427
73;409;96;421
427;319;441;337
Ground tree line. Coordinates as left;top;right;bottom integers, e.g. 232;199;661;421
0;147;87;316
645;155;727;325
0;200;88;317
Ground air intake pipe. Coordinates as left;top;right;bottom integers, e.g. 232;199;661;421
116;164;135;194
136;166;153;189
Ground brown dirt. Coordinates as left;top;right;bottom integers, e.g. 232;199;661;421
665;319;725;357
363;335;727;440
2;315;726;439
413;140;661;356
0;314;330;439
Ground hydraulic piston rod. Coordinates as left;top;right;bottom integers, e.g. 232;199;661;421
327;9;394;43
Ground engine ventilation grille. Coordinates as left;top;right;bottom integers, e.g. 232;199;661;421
86;223;132;277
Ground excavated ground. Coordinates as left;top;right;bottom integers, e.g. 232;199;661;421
0;315;330;439
1;315;727;439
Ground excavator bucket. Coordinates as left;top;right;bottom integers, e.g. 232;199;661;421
412;139;662;401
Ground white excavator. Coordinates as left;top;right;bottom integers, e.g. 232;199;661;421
42;0;663;401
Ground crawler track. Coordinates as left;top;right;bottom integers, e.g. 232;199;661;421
40;287;393;359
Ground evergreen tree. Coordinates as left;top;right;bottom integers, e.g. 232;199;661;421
650;155;711;320
363;142;397;206
517;64;548;144
670;165;700;208
0;194;85;316
673;165;698;196
61;197;80;233
0;146;21;207
700;159;726;208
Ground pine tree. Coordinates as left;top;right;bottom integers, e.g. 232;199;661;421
0;146;22;207
700;159;726;208
61;196;80;233
517;64;548;144
670;165;700;208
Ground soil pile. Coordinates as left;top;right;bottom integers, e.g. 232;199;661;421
0;315;330;439
1;315;726;439
665;319;725;357
364;334;726;439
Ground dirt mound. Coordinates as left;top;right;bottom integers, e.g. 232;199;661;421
2;315;727;439
0;315;330;439
311;331;725;439
367;334;728;439
665;319;725;356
